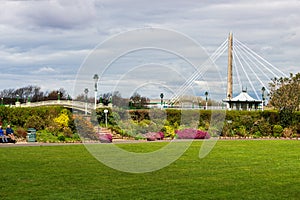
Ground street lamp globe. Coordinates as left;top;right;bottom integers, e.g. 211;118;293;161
84;88;89;95
205;91;208;110
261;87;266;100
104;109;109;127
84;88;89;115
261;87;266;111
93;74;99;92
93;74;99;109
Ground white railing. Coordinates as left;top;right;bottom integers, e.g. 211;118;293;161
10;100;111;114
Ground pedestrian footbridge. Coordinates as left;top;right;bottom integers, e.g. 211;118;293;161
13;100;110;114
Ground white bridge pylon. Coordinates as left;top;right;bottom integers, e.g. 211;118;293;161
169;34;287;104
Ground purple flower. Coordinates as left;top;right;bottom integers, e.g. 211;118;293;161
99;134;112;143
175;128;210;139
144;131;164;141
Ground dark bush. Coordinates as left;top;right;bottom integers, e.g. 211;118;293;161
57;134;66;142
166;109;181;125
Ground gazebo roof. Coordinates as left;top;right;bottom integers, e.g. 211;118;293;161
224;91;262;102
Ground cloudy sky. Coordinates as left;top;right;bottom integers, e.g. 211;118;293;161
1;0;299;100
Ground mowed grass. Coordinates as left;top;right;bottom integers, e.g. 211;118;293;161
0;140;299;200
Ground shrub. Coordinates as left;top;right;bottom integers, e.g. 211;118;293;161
258;120;272;137
15;127;27;138
166;109;181;125
62;127;73;138
282;127;294;138
72;133;81;142
74;115;97;140
144;132;164;141
36;130;58;143
57;134;66;142
236;126;247;138
24;115;45;130
161;125;175;138
279;109;293;128
54;112;69;128
273;125;283;138
175;128;210;139
99;134;112;143
253;131;262;138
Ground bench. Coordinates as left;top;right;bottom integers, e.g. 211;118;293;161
0;137;16;143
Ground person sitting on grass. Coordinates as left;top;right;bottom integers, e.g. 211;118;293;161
0;126;8;143
6;125;15;141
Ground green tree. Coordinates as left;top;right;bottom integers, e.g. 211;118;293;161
269;73;300;111
129;92;150;109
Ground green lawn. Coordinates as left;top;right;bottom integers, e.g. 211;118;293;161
0;140;299;199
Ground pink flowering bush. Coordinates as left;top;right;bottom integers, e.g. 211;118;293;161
99;134;113;143
175;128;210;139
144;132;164;141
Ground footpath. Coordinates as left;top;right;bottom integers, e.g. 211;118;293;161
0;142;83;147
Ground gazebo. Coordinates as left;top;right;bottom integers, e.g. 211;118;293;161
223;90;262;111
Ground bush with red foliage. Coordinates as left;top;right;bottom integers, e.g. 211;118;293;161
175;128;210;139
15;127;27;138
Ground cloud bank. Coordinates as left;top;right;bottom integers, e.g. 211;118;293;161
0;0;299;99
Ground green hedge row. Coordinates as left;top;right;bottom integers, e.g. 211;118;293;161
101;108;300;138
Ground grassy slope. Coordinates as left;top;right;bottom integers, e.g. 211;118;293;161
0;140;299;200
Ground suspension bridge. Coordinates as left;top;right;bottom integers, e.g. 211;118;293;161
168;33;287;105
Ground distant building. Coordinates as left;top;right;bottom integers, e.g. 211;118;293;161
223;90;262;111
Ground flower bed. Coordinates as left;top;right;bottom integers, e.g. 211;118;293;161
144;132;164;141
175;128;210;139
99;134;113;143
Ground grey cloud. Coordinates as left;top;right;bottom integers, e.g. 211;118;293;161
0;0;299;98
0;0;99;30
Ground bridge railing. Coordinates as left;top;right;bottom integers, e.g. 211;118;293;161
19;100;91;108
11;100;112;114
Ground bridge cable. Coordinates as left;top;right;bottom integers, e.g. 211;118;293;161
169;39;228;103
235;43;270;93
232;46;243;92
233;47;260;99
235;39;286;77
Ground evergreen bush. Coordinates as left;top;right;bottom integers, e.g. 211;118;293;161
272;125;283;138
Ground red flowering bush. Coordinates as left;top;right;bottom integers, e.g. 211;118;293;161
99;134;112;143
175;128;210;139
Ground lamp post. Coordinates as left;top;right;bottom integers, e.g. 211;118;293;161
160;93;164;109
104;109;108;127
93;74;99;109
205;91;208;110
261;87;266;111
84;88;89;115
108;95;112;107
15;94;20;107
57;91;60;101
